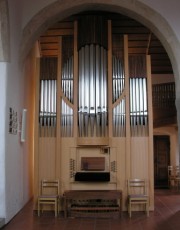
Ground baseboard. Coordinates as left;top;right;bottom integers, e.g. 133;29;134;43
0;218;5;228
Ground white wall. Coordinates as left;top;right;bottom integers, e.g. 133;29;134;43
3;0;33;223
21;0;180;41
138;0;180;40
22;0;56;28
0;63;7;218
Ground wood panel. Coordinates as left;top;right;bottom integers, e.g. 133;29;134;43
81;157;105;171
39;137;56;180
131;137;149;179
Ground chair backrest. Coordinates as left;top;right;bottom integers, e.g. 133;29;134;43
175;166;180;176
41;179;59;196
168;165;179;177
127;179;147;195
168;165;174;176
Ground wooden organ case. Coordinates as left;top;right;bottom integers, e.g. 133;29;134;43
34;13;154;213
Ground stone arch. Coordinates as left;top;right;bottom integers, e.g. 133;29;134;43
21;0;180;81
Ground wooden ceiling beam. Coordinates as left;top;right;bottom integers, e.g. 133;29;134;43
39;37;60;43
42;28;73;36
40;43;59;50
38;13;173;74
41;50;58;56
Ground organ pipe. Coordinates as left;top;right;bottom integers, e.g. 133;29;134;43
112;56;125;103
113;99;126;137
78;44;108;137
61;99;73;137
39;57;57;137
62;56;74;103
76;14;108;137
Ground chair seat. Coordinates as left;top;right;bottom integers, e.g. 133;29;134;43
128;194;148;199
38;195;59;199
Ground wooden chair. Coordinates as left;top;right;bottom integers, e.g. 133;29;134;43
168;166;177;188
37;179;59;217
127;179;149;218
174;166;180;190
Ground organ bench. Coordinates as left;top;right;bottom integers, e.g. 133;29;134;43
63;190;122;218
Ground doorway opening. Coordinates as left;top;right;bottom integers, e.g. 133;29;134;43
154;135;170;189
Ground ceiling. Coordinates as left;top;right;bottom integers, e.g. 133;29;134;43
38;12;173;75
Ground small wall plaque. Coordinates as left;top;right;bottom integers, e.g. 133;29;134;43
9;107;18;135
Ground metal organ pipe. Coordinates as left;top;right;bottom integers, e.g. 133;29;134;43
128;55;148;136
77;15;108;138
112;55;125;137
61;56;74;137
129;77;148;136
112;56;125;103
78;44;108;137
39;79;57;136
39;57;57;137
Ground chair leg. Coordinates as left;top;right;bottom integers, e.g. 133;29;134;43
57;198;59;214
128;203;132;218
55;201;57;217
38;201;40;217
146;203;149;217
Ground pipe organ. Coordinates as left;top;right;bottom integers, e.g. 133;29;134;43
38;16;150;140
35;13;153;212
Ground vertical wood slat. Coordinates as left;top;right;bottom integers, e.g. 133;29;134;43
34;58;40;208
146;55;154;210
39;138;56;180
56;37;62;181
73;21;78;138
108;20;113;138
124;35;131;180
131;137;149;179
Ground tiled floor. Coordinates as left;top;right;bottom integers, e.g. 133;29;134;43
2;189;180;230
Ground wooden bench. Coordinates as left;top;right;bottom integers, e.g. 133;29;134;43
63;190;122;218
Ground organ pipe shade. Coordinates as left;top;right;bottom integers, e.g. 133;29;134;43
78;15;108;50
129;55;147;78
40;57;58;80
